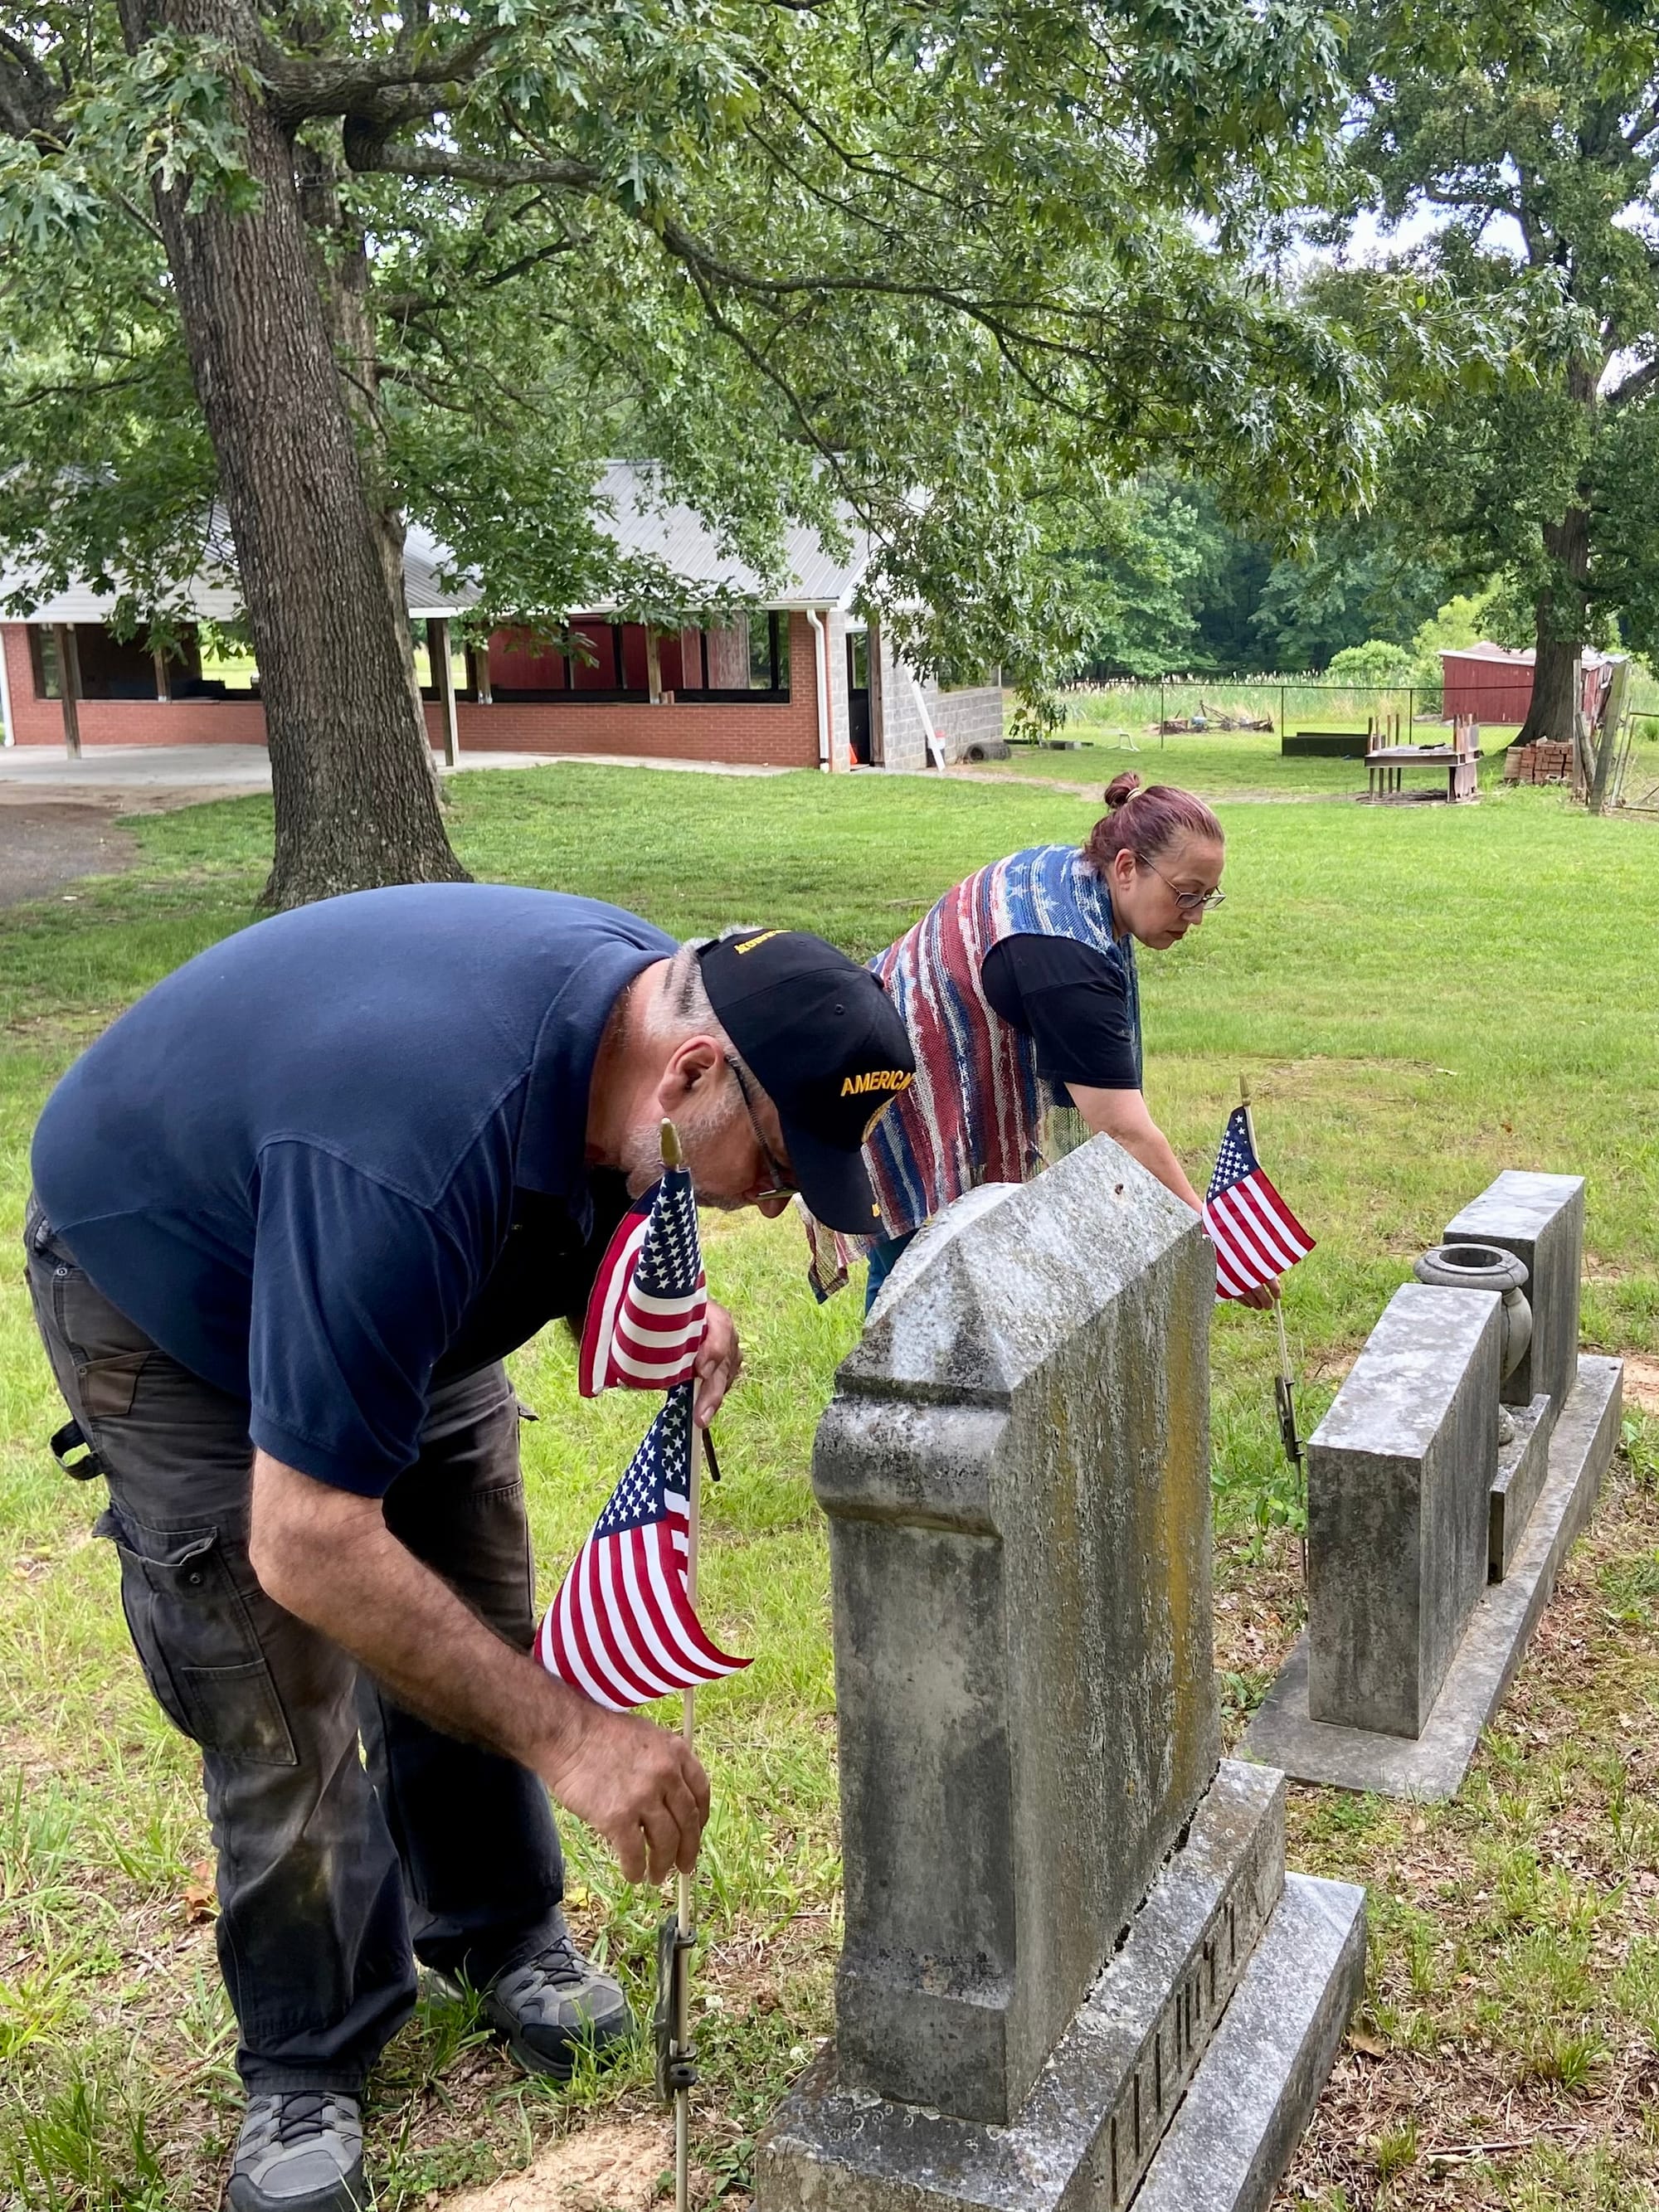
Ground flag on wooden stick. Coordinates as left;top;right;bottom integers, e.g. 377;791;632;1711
579;1166;708;1396
1203;1106;1315;1301
538;1382;750;1711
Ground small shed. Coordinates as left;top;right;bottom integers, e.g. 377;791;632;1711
1441;642;1613;727
1440;644;1535;724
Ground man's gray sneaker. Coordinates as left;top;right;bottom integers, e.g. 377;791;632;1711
226;2093;365;2212
435;1913;633;2078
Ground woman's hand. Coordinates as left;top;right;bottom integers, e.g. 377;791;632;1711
693;1299;742;1426
1238;1276;1281;1310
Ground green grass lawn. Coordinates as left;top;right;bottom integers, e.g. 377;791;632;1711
2;765;1657;2209
968;719;1659;820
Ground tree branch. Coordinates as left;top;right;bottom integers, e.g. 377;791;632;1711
1607;352;1659;410
346;141;600;191
0;27;62;138
350;135;1220;396
260;25;506;123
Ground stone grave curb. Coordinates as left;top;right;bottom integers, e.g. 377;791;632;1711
1132;1872;1366;2212
754;1760;1287;2212
1490;1393;1551;1578
1239;1355;1623;1799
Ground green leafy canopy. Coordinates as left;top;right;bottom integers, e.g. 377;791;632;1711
2;0;1387;691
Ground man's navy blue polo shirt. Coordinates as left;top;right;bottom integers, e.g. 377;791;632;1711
32;884;674;1495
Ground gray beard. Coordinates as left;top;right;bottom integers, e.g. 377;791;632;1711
618;1082;742;1199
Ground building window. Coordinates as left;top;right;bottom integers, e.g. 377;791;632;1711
29;629;61;700
482;614;791;703
27;623;228;701
672;613;789;700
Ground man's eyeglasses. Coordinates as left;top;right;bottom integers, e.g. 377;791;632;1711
1143;860;1225;914
726;1057;798;1198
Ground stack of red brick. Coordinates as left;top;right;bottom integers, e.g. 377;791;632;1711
1503;740;1574;785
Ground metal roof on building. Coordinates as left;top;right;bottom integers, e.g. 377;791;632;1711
2;465;868;626
1439;641;1613;670
1439;642;1535;665
583;459;867;610
0;506;244;625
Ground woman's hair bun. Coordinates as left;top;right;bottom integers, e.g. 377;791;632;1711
1102;772;1141;811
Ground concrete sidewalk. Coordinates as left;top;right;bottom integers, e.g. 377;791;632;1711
0;744;791;807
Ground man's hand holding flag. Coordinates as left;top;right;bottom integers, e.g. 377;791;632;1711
544;1130;744;2212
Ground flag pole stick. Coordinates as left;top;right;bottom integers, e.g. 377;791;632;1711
660;1120;698;2212
1238;1077;1306;1578
675;1441;699;2212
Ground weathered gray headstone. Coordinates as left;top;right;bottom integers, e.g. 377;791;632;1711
1243;1355;1621;1800
1306;1282;1501;1738
1489;1398;1552;1578
1243;1164;1619;1800
757;1138;1361;2212
817;1145;1218;2123
1443;1171;1584;1413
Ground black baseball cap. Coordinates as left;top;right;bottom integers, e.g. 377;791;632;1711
698;929;915;1232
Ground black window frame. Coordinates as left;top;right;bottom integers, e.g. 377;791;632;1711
672;611;791;703
479;612;794;706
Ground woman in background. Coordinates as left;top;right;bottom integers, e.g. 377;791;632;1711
812;773;1277;1310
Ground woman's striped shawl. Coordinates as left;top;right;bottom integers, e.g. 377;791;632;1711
864;840;1137;1238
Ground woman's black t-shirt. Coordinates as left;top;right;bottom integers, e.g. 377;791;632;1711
979;931;1141;1096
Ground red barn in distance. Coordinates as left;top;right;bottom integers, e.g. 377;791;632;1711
1441;642;1613;727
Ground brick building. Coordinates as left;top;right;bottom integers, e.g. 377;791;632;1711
0;465;1001;772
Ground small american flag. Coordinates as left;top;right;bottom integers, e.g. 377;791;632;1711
537;1383;750;1711
578;1167;708;1397
1203;1106;1315;1301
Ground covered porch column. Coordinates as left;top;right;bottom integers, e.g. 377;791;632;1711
51;624;83;758
426;616;460;767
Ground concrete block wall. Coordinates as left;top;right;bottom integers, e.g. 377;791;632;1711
927;681;1005;758
873;626;932;769
830;610;854;771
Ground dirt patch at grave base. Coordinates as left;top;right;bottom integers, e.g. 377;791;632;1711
0;801;139;905
441;2120;673;2212
1621;1352;1659;1416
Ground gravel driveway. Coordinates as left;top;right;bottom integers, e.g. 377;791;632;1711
0;802;139;907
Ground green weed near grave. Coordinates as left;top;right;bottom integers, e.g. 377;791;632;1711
0;763;1657;2206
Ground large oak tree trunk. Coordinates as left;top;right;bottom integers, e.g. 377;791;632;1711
1515;508;1592;752
297;140;437;785
1516;625;1582;751
135;0;467;907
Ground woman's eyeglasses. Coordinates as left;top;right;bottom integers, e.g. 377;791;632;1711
1143;861;1226;913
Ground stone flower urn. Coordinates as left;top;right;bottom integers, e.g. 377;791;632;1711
1413;1241;1532;1440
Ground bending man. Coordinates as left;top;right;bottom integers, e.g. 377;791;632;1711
26;887;912;2212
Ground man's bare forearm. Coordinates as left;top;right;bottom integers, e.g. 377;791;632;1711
249;1450;709;1881
248;1449;578;1774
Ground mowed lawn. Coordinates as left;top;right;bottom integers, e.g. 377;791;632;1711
1;764;1657;2210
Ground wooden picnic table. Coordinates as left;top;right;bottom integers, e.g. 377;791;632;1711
1364;744;1481;804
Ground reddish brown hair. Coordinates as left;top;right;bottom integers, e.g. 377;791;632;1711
1084;773;1224;874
